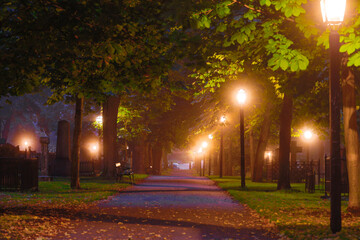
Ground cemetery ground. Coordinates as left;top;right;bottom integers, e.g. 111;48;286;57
211;177;360;240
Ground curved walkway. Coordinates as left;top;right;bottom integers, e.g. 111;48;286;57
56;170;279;239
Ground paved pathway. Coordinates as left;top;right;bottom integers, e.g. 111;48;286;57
56;170;279;239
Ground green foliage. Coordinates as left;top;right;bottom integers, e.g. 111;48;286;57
266;35;309;71
1;0;182;104
215;1;232;19
189;0;318;101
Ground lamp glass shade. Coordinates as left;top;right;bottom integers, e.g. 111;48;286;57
320;0;346;24
96;115;103;124
220;116;226;123
236;89;246;105
304;130;313;140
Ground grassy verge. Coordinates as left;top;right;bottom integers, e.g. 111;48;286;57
210;176;360;240
0;174;147;239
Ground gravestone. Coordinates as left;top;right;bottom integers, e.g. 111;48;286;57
39;137;52;181
54;120;71;176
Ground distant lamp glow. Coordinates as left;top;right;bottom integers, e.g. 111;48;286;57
220;116;226;123
96;115;103;124
198;148;203;154
304;130;313;140
266;151;272;159
208;134;213;140
320;0;346;25
115;162;121;167
236;89;247;105
202;141;208;149
91;144;98;152
24;141;28;147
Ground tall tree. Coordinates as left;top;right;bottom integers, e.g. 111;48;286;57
102;96;121;177
342;61;360;214
70;97;83;189
2;0;184;185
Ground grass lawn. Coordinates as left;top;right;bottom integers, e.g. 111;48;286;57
210;176;360;240
0;174;147;239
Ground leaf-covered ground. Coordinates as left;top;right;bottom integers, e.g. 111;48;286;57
52;171;279;239
0;175;147;239
210;176;360;240
1;171;279;239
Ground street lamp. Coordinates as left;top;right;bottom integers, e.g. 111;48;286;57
219;116;226;178
24;140;29;158
96;115;103;124
236;89;246;188
303;130;313;163
265;151;272;181
202;141;208;176
320;0;346;233
208;134;213;175
90;143;98;172
198;147;203;176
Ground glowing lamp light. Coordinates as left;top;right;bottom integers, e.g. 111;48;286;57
236;89;246;105
96;115;103;124
115;162;121;167
198;148;203;154
304;130;313;140
220;116;226;123
267;151;272;159
208;134;213;140
202;141;208;149
24;141;28;147
92;145;97;151
320;0;346;25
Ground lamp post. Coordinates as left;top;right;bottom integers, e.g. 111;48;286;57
304;130;313;164
90;144;98;172
237;89;246;188
265;151;272;181
219;116;226;178
320;0;346;233
24;140;29;158
202;141;208;176
198;148;203;176
208;134;213;175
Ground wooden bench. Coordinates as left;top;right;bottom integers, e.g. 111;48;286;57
115;162;134;184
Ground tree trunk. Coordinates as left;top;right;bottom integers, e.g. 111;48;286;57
253;102;273;182
102;95;120;177
342;65;360;214
132;135;146;174
147;142;152;172
152;142;163;175
71;97;84;189
277;94;293;190
249;129;256;180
